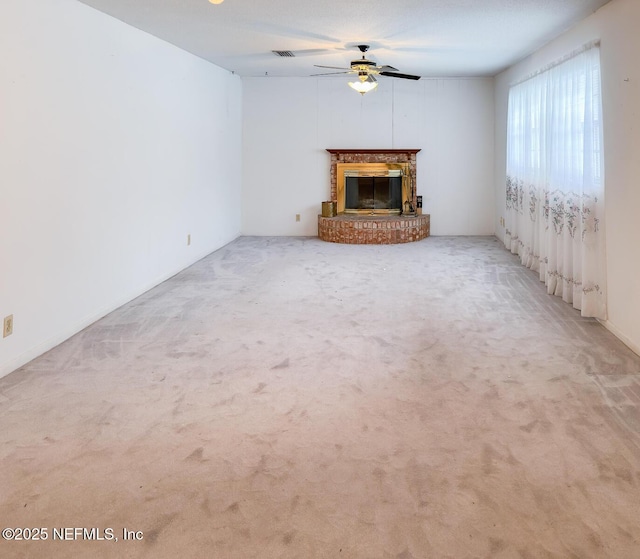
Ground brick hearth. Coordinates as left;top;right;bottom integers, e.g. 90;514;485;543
318;214;430;244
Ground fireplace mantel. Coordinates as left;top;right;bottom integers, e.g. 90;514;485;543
326;149;421;155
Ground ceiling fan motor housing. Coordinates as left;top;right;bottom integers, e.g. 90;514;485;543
351;44;375;72
351;60;376;77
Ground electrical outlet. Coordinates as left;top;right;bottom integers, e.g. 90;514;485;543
187;234;191;246
3;315;13;338
295;214;301;222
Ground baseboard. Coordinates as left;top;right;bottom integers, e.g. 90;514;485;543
598;318;640;358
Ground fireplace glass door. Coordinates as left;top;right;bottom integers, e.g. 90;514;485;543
344;175;402;214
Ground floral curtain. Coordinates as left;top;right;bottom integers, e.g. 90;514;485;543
505;45;606;319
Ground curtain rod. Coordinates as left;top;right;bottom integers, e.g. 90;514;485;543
510;39;601;87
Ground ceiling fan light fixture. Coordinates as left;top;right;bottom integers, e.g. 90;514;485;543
348;75;378;95
208;0;224;4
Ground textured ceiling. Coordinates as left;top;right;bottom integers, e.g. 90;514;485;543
76;0;612;78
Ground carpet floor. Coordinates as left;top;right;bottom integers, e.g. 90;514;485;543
1;236;640;559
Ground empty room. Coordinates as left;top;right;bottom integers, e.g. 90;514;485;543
1;0;640;557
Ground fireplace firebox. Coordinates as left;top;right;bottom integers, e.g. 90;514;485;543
344;171;403;214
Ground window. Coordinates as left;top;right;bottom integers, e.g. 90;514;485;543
504;44;606;319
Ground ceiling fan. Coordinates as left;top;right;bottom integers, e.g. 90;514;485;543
312;44;421;95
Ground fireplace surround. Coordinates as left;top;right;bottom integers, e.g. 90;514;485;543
318;149;430;244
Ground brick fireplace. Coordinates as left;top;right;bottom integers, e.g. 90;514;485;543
318;149;430;244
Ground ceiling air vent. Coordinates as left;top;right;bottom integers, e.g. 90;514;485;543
272;50;295;57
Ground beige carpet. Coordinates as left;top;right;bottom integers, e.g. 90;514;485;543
1;236;640;559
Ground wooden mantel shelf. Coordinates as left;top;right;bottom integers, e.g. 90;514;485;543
326;149;421;155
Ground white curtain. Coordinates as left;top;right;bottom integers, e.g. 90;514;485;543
505;45;606;319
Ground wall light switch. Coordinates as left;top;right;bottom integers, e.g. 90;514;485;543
187;234;191;246
296;214;301;222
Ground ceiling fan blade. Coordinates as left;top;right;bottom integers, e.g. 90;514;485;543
311;71;352;76
379;71;421;81
314;65;351;70
378;65;399;72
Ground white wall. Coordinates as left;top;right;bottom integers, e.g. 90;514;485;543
242;77;495;236
0;0;242;377
494;0;640;353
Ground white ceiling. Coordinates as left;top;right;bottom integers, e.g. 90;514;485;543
76;0;612;78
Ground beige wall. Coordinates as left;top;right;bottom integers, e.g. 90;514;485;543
494;0;640;354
